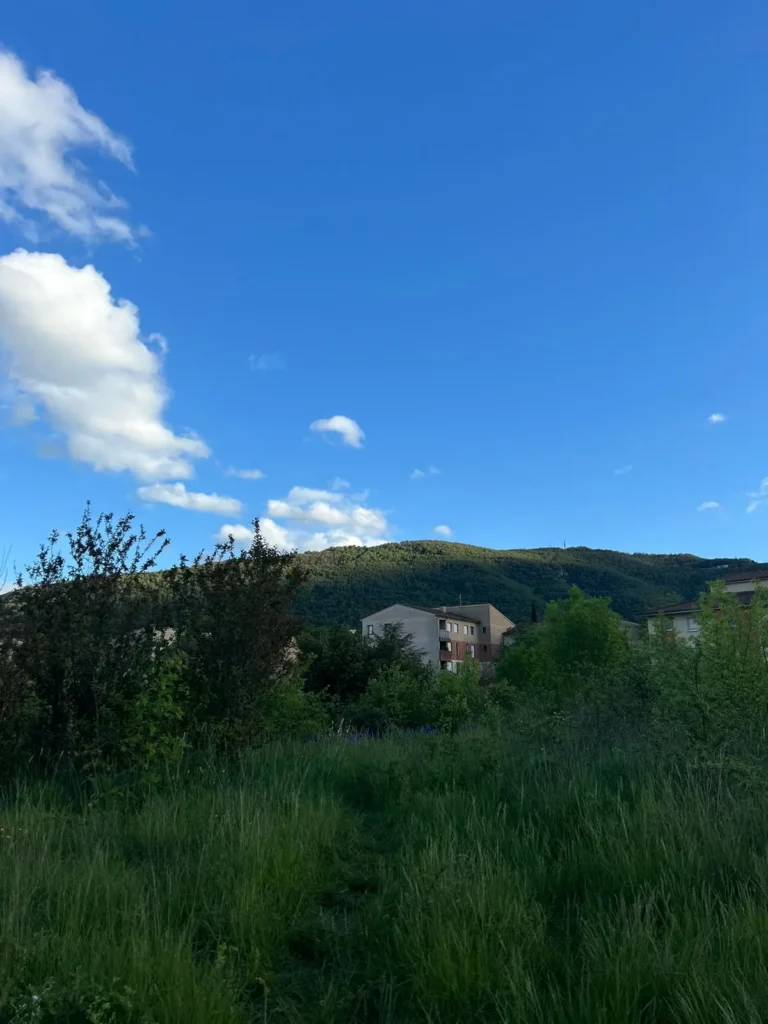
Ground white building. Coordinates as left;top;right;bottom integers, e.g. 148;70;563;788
647;568;768;639
361;602;514;672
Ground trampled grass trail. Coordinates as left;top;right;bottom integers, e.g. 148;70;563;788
3;729;768;1022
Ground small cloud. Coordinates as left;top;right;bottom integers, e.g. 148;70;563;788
697;501;720;512
226;467;264;480
330;477;350;491
434;524;452;538
708;413;727;424
148;332;169;355
310;415;365;448
410;466;440;480
613;465;633;476
286;486;343;504
137;482;243;516
248;352;285;372
747;477;768;514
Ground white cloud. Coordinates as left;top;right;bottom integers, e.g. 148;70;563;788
410;466;440;480
330;477;350;491
286;486;343;504
0;250;209;480
747;478;768;514
434;524;452;537
138;482;243;516
614;464;633;476
226;466;264;480
0;49;142;244
310;415;364;448
697;501;720;512
708;413;727;424
248;352;285;372
246;484;389;551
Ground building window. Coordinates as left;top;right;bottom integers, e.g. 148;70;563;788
482;626;487;634
439;619;447;630
366;625;374;636
440;640;452;652
483;645;488;653
467;645;475;657
453;622;459;633
463;624;469;635
471;626;475;636
665;618;675;632
687;617;700;633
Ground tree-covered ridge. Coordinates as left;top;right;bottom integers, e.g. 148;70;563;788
295;540;765;626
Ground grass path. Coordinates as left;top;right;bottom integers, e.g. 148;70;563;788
3;730;768;1022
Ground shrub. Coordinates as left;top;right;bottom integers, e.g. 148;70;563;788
2;505;180;772
299;621;427;701
164;520;307;749
259;669;331;741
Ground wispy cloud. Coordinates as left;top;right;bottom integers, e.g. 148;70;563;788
310;415;365;448
708;413;727;425
226;467;264;480
330;477;350;491
434;524;452;538
0;250;209;480
747;478;768;514
248;352;285;372
138;482;243;516
0;48;144;244
613;464;633;476
410;466;440;480
697;501;720;512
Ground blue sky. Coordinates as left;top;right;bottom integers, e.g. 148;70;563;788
1;0;768;578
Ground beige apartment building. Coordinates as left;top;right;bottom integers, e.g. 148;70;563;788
361;602;514;672
648;568;768;639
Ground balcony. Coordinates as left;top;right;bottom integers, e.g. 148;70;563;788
439;649;453;662
439;629;451;640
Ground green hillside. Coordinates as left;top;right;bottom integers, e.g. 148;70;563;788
295;540;765;627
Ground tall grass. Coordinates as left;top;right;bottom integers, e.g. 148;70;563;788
3;728;768;1022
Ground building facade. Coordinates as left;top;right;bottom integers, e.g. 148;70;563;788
647;568;768;639
361;603;514;672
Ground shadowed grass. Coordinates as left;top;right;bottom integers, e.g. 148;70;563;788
3;729;768;1022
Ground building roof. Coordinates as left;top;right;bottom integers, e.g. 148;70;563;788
648;600;699;617
723;568;768;583
419;606;482;624
649;590;756;618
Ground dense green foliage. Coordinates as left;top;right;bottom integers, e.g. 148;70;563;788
5;726;768;1022
295;539;765;625
6;504;768;1019
0;506;310;774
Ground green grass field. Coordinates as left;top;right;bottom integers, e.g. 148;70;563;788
3;727;768;1023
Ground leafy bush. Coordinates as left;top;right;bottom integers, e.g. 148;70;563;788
351;658;488;734
1;505;180;772
259;670;331;741
298;621;426;701
496;586;630;701
165;522;307;748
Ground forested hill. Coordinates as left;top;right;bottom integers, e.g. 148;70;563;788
294;541;765;627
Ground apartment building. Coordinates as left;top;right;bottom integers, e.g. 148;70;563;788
648;568;768;639
361;602;514;672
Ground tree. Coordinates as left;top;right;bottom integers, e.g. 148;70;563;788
165;520;307;747
4;504;178;769
298;621;427;702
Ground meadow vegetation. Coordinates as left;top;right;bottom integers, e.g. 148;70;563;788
2;506;768;1022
